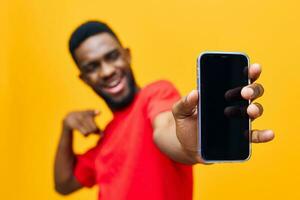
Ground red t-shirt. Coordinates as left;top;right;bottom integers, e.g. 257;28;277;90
74;80;193;200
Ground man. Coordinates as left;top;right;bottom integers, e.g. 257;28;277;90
54;21;274;200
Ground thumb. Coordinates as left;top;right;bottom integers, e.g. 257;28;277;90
172;90;198;119
93;109;100;116
86;109;100;117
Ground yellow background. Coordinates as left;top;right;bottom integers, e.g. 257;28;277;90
1;0;299;199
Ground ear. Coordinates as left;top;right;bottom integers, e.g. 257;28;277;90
79;73;89;84
124;48;132;63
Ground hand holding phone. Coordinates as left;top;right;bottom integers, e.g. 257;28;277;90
172;53;274;164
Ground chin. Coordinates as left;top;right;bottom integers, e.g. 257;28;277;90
94;79;137;110
107;90;136;110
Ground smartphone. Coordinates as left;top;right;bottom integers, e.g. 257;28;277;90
197;51;251;163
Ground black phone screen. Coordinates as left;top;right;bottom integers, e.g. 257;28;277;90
198;53;250;161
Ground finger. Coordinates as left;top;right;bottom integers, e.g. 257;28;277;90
249;63;262;82
224;87;243;101
78;114;101;134
80;125;99;136
251;129;275;143
241;83;264;100
172;90;198;119
76;125;90;136
247;102;264;120
84;118;101;134
77;111;100;136
224;105;248;118
75;116;95;136
85;109;100;117
71;117;88;134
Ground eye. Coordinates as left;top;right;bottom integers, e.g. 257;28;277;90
106;50;120;61
82;62;99;73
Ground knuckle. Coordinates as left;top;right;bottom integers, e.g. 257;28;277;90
254;103;264;113
84;110;95;116
254;102;262;107
251;83;264;97
255;83;264;91
251;130;259;143
66;111;84;120
65;112;74;120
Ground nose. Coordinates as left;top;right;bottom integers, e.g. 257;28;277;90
99;62;116;80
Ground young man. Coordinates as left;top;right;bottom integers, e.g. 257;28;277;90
54;21;274;200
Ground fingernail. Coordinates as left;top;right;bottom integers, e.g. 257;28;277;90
245;88;254;97
248;104;260;117
252;63;260;68
265;130;274;137
186;91;195;102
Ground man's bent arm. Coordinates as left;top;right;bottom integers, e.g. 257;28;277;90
54;124;82;195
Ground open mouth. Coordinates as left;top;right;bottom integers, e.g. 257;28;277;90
102;75;126;96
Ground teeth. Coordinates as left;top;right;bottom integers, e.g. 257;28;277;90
106;79;121;88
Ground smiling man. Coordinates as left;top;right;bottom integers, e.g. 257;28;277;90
54;21;274;200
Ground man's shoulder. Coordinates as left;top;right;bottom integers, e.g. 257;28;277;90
139;79;180;102
142;80;177;92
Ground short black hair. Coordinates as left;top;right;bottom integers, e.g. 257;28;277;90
68;21;121;62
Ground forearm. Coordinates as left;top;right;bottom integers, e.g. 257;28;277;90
153;112;203;165
54;124;81;194
154;127;197;164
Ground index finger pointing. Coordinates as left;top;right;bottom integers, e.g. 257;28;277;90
85;109;100;117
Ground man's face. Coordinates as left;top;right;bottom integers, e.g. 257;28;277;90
74;33;137;110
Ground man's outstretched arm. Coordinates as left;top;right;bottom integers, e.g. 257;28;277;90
153;63;275;165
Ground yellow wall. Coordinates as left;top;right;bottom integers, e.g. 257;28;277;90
1;0;299;199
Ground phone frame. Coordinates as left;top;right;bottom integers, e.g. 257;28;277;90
197;51;252;163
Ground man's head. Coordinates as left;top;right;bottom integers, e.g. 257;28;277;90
69;21;137;110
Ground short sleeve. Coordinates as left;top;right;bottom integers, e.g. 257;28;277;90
74;146;99;188
146;80;181;124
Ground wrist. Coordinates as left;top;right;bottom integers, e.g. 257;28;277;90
180;145;208;164
62;120;73;135
58;121;74;148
